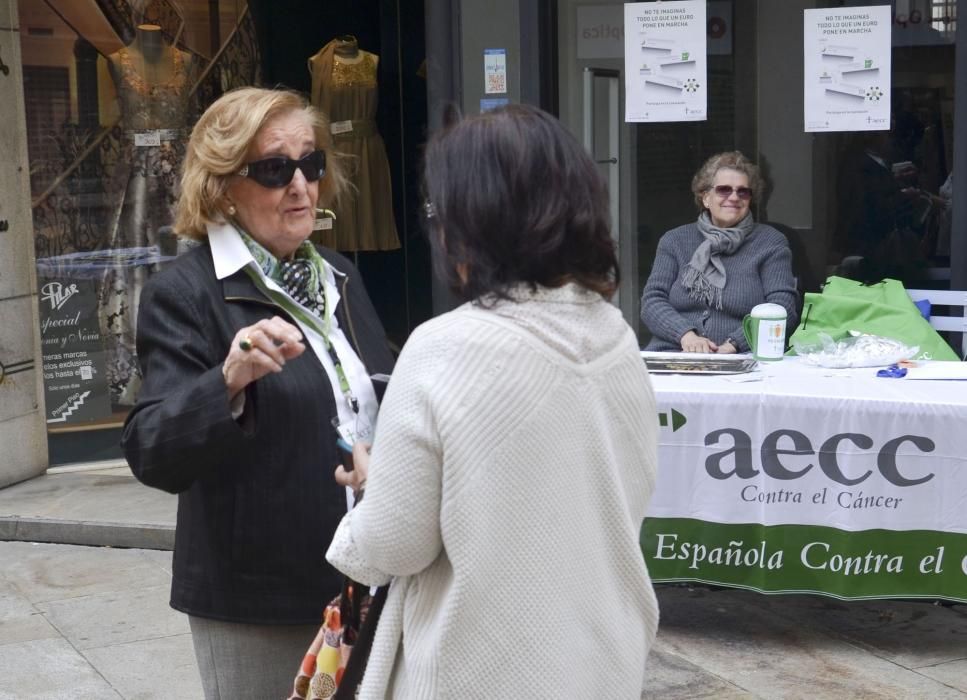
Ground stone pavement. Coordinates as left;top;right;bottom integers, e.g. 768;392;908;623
0;541;201;699
0;468;965;699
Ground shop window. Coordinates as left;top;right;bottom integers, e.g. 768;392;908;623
22;0;258;463
23;66;71;196
555;0;958;347
21;0;429;465
645;1;953;341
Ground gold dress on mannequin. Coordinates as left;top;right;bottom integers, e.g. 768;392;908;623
99;27;193;405
308;37;400;251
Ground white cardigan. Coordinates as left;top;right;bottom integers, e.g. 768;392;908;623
327;283;660;699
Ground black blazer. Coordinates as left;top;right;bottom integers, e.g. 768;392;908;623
121;243;394;624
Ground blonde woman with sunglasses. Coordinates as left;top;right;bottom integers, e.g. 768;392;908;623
121;87;394;699
640;150;799;353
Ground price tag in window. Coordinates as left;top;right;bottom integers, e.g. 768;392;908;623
134;131;162;147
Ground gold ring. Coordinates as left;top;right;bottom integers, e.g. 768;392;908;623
238;337;254;352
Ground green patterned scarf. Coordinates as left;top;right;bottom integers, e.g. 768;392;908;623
236;229;329;318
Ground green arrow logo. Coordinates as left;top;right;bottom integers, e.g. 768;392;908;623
658;408;687;431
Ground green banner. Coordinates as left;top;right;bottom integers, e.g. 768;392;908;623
642;518;967;602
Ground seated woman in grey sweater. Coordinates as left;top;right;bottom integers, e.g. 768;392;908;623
640;151;799;353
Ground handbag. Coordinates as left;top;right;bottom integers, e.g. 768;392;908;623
788;276;958;361
287;579;388;700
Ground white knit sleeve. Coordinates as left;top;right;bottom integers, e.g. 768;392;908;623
326;514;392;586
327;323;449;580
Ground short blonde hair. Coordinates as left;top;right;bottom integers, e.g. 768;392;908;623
174;87;348;239
690;150;762;210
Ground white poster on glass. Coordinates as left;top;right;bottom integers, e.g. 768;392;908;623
804;6;892;132
624;1;707;123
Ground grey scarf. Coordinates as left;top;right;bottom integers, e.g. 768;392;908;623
680;211;755;309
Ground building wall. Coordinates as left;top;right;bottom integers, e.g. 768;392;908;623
0;0;49;485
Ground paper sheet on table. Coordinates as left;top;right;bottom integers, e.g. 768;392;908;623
904;362;967;380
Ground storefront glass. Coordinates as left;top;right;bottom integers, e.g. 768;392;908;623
21;0;428;464
21;1;256;462
557;0;958;345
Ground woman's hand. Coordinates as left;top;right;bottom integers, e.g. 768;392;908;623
223;316;305;400
716;340;738;354
335;441;371;495
680;330;718;353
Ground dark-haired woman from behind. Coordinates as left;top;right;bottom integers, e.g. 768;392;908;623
325;104;660;698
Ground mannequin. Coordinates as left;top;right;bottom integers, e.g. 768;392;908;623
308;35;400;252
120;23;175;81
334;34;361;61
106;23;193;129
99;22;194;405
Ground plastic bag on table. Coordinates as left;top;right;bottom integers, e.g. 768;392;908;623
793;331;919;368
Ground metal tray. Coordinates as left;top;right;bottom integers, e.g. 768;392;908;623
640;351;759;375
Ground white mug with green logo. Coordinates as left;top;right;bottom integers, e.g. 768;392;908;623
742;303;787;361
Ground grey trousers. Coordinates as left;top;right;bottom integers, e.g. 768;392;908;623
188;615;319;700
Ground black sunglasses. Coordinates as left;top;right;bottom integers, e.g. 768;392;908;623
236;150;326;188
711;185;752;200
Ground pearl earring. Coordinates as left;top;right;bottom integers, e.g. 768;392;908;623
227;204;237;216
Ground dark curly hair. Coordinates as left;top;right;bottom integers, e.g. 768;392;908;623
422;104;619;302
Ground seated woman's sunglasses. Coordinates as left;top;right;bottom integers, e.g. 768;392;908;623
236;150;326;188
711;184;752;200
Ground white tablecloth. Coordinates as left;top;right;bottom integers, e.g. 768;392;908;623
650;356;967;408
643;357;967;601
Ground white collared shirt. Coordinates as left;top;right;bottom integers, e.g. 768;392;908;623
207;221;380;459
